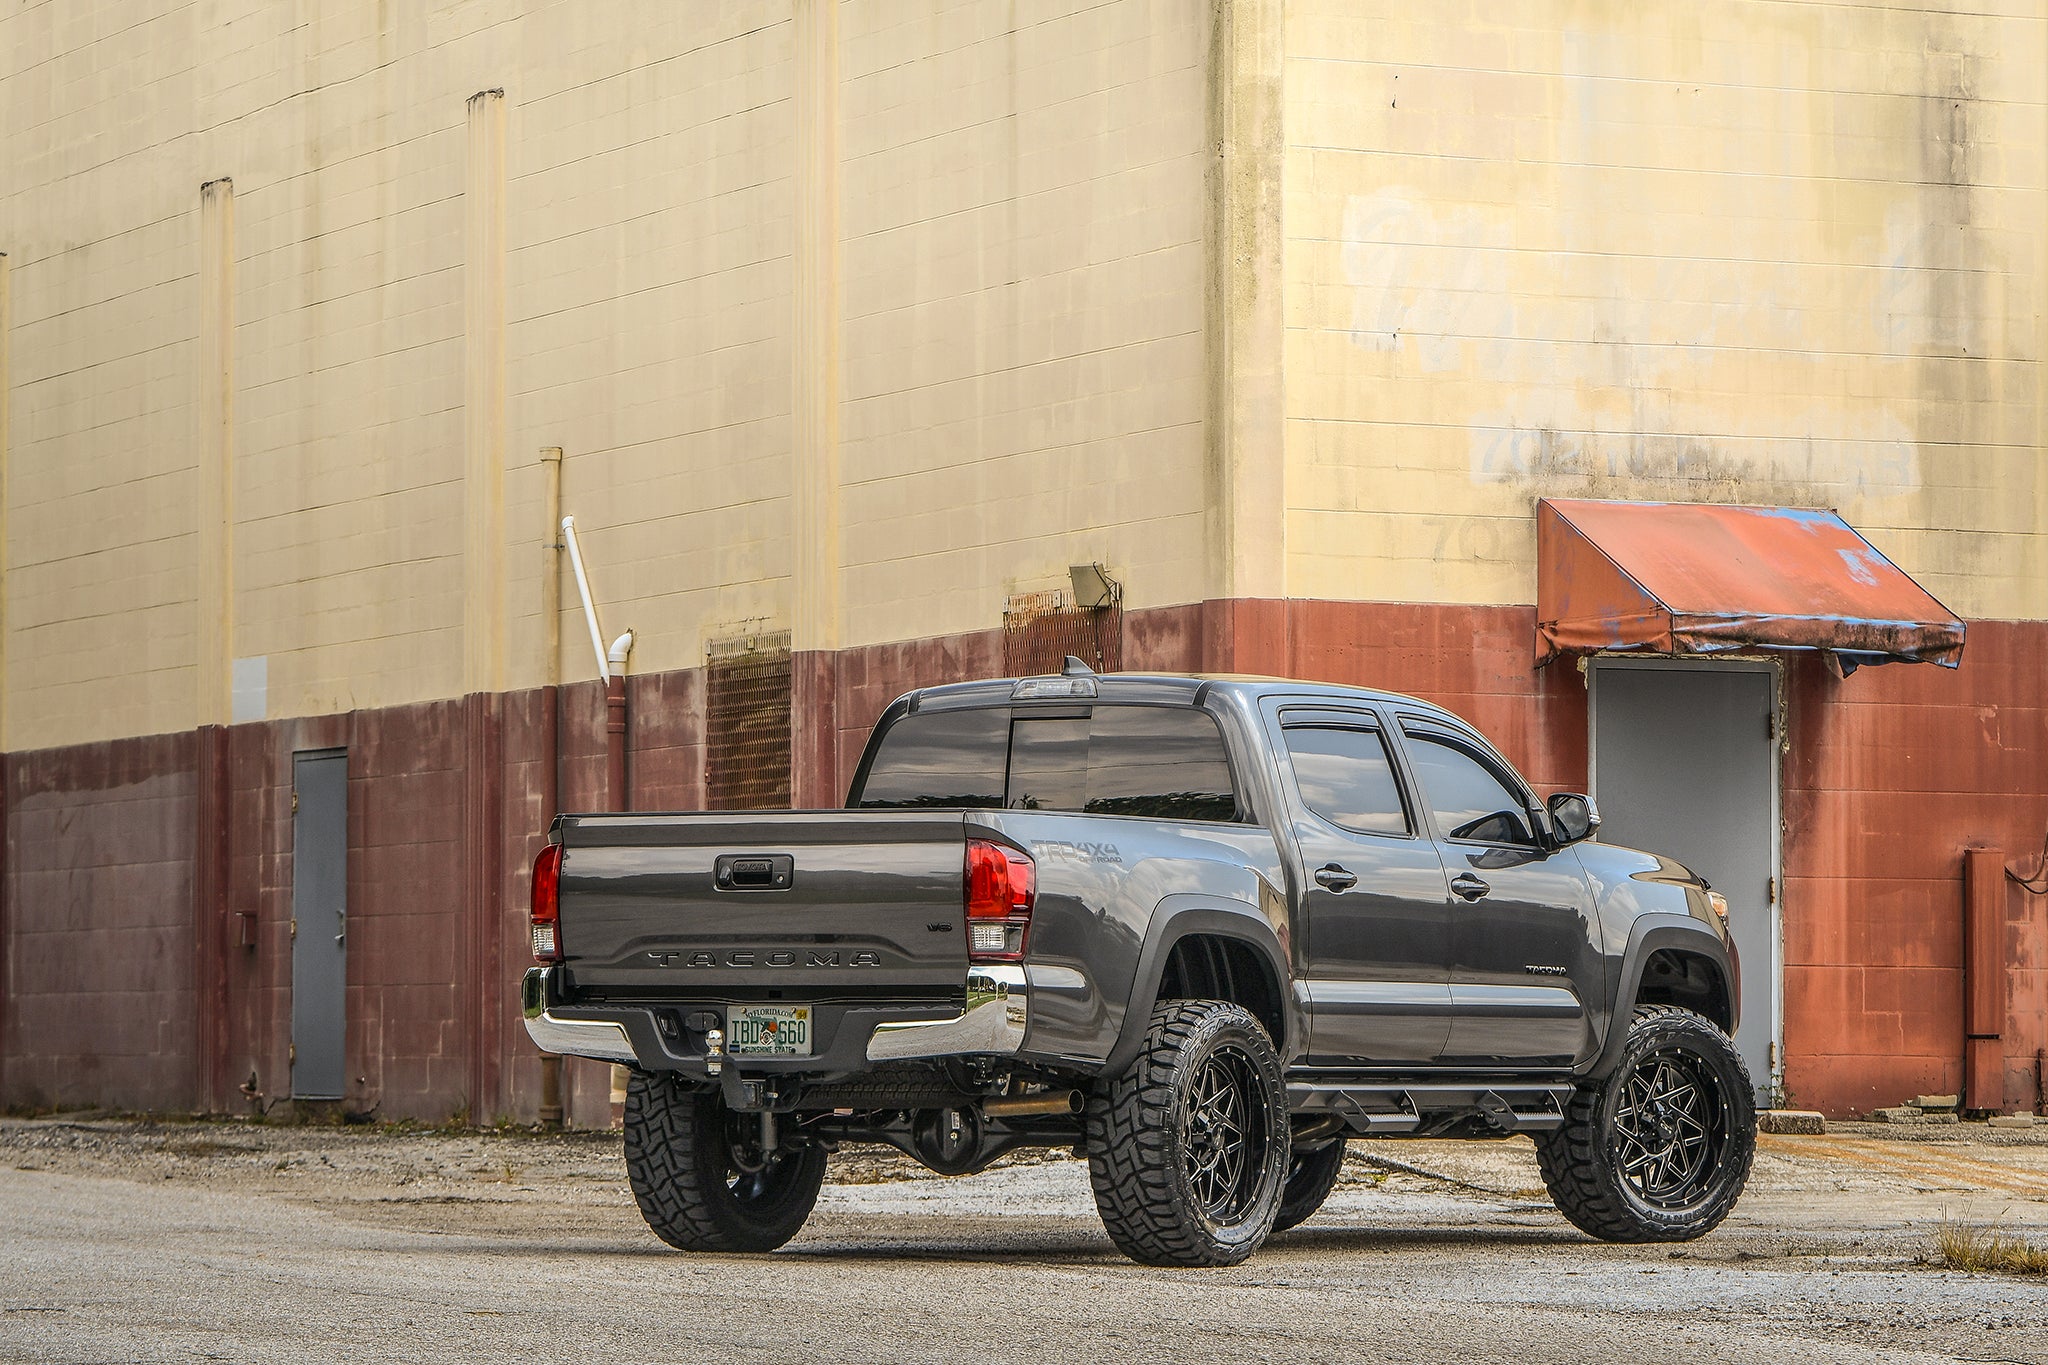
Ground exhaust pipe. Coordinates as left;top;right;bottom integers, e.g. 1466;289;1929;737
1292;1114;1346;1143
982;1089;1083;1119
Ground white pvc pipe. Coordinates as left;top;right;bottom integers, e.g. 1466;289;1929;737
561;515;609;682
608;631;635;671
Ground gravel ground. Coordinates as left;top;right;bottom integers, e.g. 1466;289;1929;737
5;1114;2048;1363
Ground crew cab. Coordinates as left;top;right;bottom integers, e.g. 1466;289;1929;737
523;663;1755;1265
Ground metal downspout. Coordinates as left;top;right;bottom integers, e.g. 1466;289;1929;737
562;514;634;1122
537;449;563;1129
603;630;633;1123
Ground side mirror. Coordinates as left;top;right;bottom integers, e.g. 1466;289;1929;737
1547;792;1600;845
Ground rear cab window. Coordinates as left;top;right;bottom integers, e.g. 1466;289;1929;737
851;708;1008;809
852;703;1242;823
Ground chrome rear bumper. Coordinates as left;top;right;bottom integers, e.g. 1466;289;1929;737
864;966;1027;1061
521;967;636;1061
519;964;1028;1068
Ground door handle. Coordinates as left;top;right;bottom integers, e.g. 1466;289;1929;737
1450;872;1490;901
1314;864;1358;892
335;909;346;947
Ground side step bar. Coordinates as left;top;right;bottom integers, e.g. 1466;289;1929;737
1286;1081;1573;1134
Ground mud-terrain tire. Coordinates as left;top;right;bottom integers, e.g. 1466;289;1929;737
623;1069;827;1253
1536;1005;1756;1242
1271;1136;1347;1233
1085;1000;1290;1267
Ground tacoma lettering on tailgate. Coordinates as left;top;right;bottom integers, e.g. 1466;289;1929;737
645;949;883;968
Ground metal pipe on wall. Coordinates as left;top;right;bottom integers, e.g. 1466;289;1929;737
561;517;608;684
559;516;634;1122
537;448;563;1129
606;632;633;811
604;629;634;1123
1963;848;2007;1113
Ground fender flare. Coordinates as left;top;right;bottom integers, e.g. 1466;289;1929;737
1589;915;1738;1080
1099;895;1299;1079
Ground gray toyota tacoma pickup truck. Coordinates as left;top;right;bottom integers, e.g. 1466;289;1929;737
523;662;1754;1266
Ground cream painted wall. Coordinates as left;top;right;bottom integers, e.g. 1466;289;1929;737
501;4;798;684
1;2;800;743
2;2;207;749
0;0;1211;749
6;0;2042;750
1281;0;2048;619
0;0;533;748
835;0;1213;647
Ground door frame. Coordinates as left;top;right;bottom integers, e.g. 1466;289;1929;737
1586;656;1785;1103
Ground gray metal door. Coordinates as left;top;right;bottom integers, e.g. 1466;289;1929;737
291;750;348;1100
1592;664;1777;1101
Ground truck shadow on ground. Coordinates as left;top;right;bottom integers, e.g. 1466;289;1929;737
774;1224;1584;1264
434;1222;1591;1267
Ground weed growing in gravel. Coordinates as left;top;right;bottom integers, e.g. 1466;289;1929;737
1934;1218;2048;1275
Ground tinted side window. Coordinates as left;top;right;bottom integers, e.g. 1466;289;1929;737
1007;707;1239;822
852;709;1008;808
1283;725;1409;835
1405;733;1535;844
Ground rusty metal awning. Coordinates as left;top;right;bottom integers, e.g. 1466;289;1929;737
1536;499;1965;671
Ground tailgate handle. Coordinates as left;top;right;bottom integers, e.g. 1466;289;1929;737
715;854;794;891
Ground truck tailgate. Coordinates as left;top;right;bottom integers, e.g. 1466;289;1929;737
554;811;970;1000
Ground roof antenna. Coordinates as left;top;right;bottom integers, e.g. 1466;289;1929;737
1061;655;1095;676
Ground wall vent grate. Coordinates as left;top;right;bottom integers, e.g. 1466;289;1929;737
706;636;792;810
1003;578;1123;677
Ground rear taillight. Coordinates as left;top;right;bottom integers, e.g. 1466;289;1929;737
965;839;1034;963
531;843;563;963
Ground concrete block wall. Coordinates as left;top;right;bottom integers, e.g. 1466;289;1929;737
1783;621;2048;1115
0;0;1223;757
835;0;1213;648
103;673;677;1127
11;0;2038;747
1279;0;2048;620
504;3;799;684
3;596;2043;1121
2;0;2045;1123
1;733;199;1111
2;181;202;745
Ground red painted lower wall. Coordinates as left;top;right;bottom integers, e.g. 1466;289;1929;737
4;732;199;1111
3;600;2042;1122
1781;621;2048;1117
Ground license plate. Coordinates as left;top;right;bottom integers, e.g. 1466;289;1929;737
726;1005;812;1056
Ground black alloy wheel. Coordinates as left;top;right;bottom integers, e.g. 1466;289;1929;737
1536;1005;1756;1242
1610;1047;1732;1210
1180;1044;1271;1224
1087;1000;1290;1267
